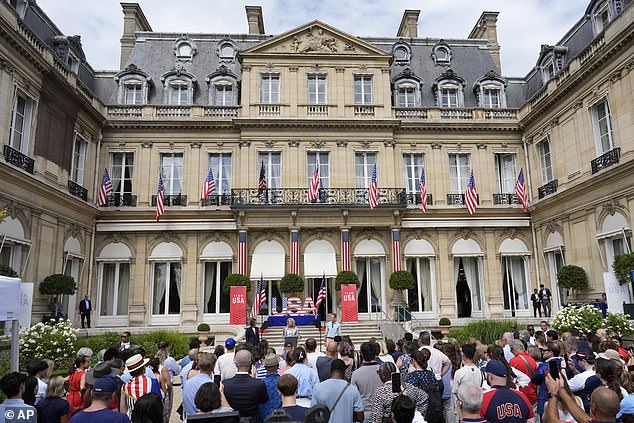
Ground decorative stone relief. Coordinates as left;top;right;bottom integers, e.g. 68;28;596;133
406;229;425;241
393;210;402;227
255;229;283;242
383;140;395;148
5;201;24;220
290;211;298;226
342;210;349;226
545;221;561;234
602;199;622;216
476;143;487;149
336;139;348;147
573;100;584;110
362;227;383;240
311;139;325;149
0;57;15;73
67;223;81;239
501;227;518;240
609;71;622;83
431;142;442;149
264;140;276;148
457;228;473;240
238;140;251;148
285;27;340;53
304;228;330;241
288;140;300;147
190;142;201;148
141;141;152;148
359;140;371;149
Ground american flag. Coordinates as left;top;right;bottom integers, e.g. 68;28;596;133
392;230;402;272
290;231;299;274
97;168;113;207
368;162;379;209
238;231;247;275
341;230;350;271
315;274;327;313
258;161;267;195
419;167;428;213
307;162;320;202
251;276;266;318
156;174;165;221
515;168;528;212
200;167;217;202
282;296;288;312
465;169;478;215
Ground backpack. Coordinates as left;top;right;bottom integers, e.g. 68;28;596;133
408;371;443;423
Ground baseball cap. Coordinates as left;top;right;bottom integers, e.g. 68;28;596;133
225;338;236;349
263;353;279;367
93;375;119;393
618;394;634;418
485;360;508;378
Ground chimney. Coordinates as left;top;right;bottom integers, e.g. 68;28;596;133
245;6;265;35
120;3;152;69
397;9;420;38
468;11;501;73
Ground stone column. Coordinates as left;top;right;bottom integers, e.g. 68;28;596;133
181;233;198;324
437;230;455;317
129;233;147;325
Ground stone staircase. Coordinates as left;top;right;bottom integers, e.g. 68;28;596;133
260;321;383;352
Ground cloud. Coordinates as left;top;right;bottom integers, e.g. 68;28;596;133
38;0;588;76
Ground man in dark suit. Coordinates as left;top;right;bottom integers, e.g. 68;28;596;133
531;288;542;318
79;294;92;328
222;350;268;422
540;284;553;317
245;318;260;348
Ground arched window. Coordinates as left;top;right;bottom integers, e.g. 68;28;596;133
114;64;151;105
200;241;233;318
432;69;466;108
431;41;452;66
587;0;623;34
393;69;423;108
149;242;183;324
392;40;412;65
206;66;239;107
499;238;531;315
96;242;132;325
537;45;567;84
161;70;197;106
474;71;508;108
174;35;197;62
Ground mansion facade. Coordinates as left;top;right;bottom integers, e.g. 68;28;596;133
0;0;632;328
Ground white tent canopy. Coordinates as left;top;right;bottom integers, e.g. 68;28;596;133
304;239;337;278
250;240;285;279
64;236;82;256
404;239;435;257
598;212;630;238
544;231;564;252
0;217;25;240
149;242;183;260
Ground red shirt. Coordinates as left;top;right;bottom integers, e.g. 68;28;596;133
509;352;538;404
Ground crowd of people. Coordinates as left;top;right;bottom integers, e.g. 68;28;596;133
3;318;634;423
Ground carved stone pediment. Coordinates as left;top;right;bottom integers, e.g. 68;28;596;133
457;228;473;240
361;227;384;240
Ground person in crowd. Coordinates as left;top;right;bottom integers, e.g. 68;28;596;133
179;339;200;368
405;349;442;423
325;313;341;345
389;395;418;423
213;344;224;358
146;359;166;401
434;342;455;423
564;335;583;376
500;332;515;362
113;332;137;352
28;359;51;406
274;374;308;421
155;341;177;423
246;318;260;348
508;339;538;405
568;352;595;402
178;348;198;391
418;331;451;381
351;342;384;419
71;376;130;423
67;356;90;415
78;294;92;329
120;354;159;418
259;353;282;421
452;343;484;419
396;341;417;376
611;335;628;362
251;349;267;379
456;383;487;423
311;359;364;423
316;341;338;382
370;361;428;423
215;338;237;381
530;289;541;318
23;376;39;406
526;325;536;346
386;339;402;362
0;372;38;423
283;318;300;347
129;393;162;423
540;321;549;333
285;347;317;407
305;338;324;369
222;349;269;422
377;339;395;364
486;345;530;390
531;341;564;417
481;360;534;423
546;330;559;343
539;284;552;317
182;352;215;418
194;382;234;416
82;362;119;412
618;394;634;423
338;340;356;382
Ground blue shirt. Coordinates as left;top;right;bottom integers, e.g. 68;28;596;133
0;398;37;423
311;378;364;423
70;408;130;423
286;363;318;399
180;361;193;391
183;373;213;418
325;321;341;338
259;373;282;420
119;366;155;383
163;356;180;382
181;355;191;368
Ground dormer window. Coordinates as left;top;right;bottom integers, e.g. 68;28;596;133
393;69;423;108
206;66;239;107
473;71;508;108
124;80;144;105
440;85;459;107
587;0;623;34
9;0;27;18
114;64;151;105
537;45;568;84
174;35;197;62
392;40;411;65
431;41;452;66
213;80;234;106
216;37;238;63
541;58;555;83
432;69;465;108
67;52;80;73
168;80;191;105
161;68;197;105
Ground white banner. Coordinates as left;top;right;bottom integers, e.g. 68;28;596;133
0;276;21;321
20;283;33;329
604;272;630;314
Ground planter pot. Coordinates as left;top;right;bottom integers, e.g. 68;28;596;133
439;325;451;339
198;331;211;346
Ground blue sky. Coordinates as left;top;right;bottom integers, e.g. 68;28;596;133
39;0;589;77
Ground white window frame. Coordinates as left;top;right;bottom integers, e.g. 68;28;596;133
541;58;556;83
9;89;35;154
453;256;484;316
201;260;233;320
307;74;327;105
402;153;424;194
160;152;184;196
71;134;88;185
218;43;236;61
590;97;615;154
176;43;194;61
393;46;410;64
537;138;554;184
213;81;234;106
258;151;282;189
396;82;419;108
307;152;329;189
479;83;507;109
0;241;24;276
545;249;567;309
109;152;134;196
124;80;144;105
437;82;463;108
208;153;232;194
448;153;470;193
96;261;130;327
355;152;377;188
260;73;280;104
494;153;517;194
167;79;192;105
592;1;612;34
354;75;373;105
150;261;182;324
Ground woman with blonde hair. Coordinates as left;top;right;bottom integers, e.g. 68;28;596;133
283;317;300;348
377;339;395;363
36;376;70;423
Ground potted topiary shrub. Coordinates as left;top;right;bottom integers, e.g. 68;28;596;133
439;317;452;339
613;253;634;315
335;271;360;291
556;265;589;303
222;273;252;294
197;323;211;346
39;273;77;319
389;271;415;321
0;263;18;277
280;273;305;297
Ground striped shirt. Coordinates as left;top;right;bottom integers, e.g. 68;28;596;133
122;375;153;418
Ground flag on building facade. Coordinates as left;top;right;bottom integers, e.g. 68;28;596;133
392;230;402;272
307;161;320;202
97;168;113;207
419;167;428;212
156;174;165;221
465;169;478;215
341;230;350;271
369;163;379;209
200;167;217;202
250;275;266;318
516;168;528;212
290;231;299;274
315;273;327;313
238;231;247;275
258;161;267;195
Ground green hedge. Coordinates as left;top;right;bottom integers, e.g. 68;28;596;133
0;264;17;277
39;274;77;296
280;273;305;294
447;320;516;345
613;253;634;286
222;273;251;294
388;271;415;290
556;265;589;291
75;330;191;359
335;271;360;291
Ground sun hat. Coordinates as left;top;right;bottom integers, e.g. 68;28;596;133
125;354;150;373
84;362;112;385
263;353;279;368
598;349;625;365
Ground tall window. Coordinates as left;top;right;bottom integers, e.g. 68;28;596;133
402;154;424;194
396;84;417;107
203;261;232;314
213;82;234;106
546;250;566;307
448;153;470;192
355;152;376;188
307;152;329;188
168;80;191;105
258;152;281;189
71;135;88;185
124;81;144;105
160;153;184;196
537;139;554;183
308;75;327;104
99;263;130;317
495;153;516;194
260;74;280;104
481;87;501;108
9;90;35;153
152;262;181;315
209;153;232;194
110;152;134;197
502;256;529;313
592;1;612;33
406;257;433;312
541;59;555;83
354;75;373;105
440;86;459;108
0;242;23;276
591;99;615;154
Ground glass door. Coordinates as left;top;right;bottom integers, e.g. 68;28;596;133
356;257;385;320
62;256;82;322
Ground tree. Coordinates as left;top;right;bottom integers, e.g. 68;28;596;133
556;265;589;300
222;273;251;294
335;271;360;291
613;253;634;286
280;273;304;295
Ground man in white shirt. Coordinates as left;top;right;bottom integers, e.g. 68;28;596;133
325;313;341;345
568;352;596;393
418;331;450;380
215;338;238;381
501;332;515;363
305;338;325;369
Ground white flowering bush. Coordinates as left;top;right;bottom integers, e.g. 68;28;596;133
604;312;634;336
19;318;78;372
552;305;604;335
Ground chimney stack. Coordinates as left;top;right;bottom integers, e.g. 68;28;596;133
245;6;265;35
397;9;420;38
468;11;501;73
120;3;152;69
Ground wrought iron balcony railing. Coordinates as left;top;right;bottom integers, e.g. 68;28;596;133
493;193;520;205
151;194;188;207
3;144;34;174
103;194;137;207
200;194;232;206
230;188;407;208
68;180;87;201
591;147;620;174
404;193;433;207
447;193;480;205
538;180;558;199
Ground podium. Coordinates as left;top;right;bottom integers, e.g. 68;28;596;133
284;336;299;349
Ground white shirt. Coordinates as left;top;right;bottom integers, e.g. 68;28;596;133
419;345;450;380
307;351;325;369
215;351;237;381
568;369;596;392
34;377;47;405
452;364;484;395
379;354;395;364
503;344;514;363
